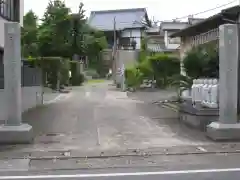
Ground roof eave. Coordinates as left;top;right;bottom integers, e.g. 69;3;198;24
170;5;240;38
170;14;221;38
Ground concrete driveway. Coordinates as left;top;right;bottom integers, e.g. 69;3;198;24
14;82;212;154
0;81;220;159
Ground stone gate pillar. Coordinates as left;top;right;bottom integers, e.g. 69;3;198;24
207;24;240;140
0;22;33;143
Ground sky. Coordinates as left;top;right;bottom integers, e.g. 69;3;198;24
24;0;239;22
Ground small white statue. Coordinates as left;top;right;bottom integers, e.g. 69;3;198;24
191;79;197;105
205;79;213;107
201;79;210;106
210;79;219;108
196;79;203;103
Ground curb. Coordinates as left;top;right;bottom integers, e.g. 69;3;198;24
2;147;240;161
22;151;240;161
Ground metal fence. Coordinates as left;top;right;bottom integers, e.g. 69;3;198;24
0;62;42;89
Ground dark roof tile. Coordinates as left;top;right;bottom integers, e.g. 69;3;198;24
88;8;147;31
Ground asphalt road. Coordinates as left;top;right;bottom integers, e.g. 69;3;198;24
0;168;240;180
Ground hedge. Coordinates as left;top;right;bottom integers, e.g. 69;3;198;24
27;57;84;89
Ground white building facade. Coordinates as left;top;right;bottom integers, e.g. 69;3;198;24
160;21;188;51
0;0;23;63
0;0;23;49
0;0;44;121
120;28;142;50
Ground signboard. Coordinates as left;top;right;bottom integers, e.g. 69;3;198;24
73;54;86;64
79;56;86;64
120;64;125;76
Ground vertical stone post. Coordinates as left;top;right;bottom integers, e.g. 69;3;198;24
207;24;240;140
0;22;33;144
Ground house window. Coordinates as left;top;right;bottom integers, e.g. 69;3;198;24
119;37;131;49
0;0;19;21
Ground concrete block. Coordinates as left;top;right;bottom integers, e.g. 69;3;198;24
207;122;240;141
179;112;218;131
0;159;30;171
179;102;219;131
180;101;219;116
0;124;33;144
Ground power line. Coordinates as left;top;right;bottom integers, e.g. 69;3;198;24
155;0;237;22
127;0;238;27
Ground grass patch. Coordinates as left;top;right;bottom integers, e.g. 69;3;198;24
86;79;106;84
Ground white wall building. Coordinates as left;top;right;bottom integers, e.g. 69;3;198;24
0;0;23;52
160;21;188;51
120;29;142;49
88;8;150;50
159;18;204;53
0;0;44;120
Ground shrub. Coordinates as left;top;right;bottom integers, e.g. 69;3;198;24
201;44;219;78
183;47;206;79
27;57;85;88
60;59;70;86
27;57;64;89
183;44;219;79
137;58;153;79
125;66;143;89
70;73;85;86
168;74;193;96
148;54;180;87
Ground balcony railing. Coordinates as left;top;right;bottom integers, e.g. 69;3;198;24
189;28;219;46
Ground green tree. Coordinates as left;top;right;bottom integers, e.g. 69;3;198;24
84;27;108;75
21;10;39;57
149;54;180;87
38;0;72;57
183;44;219;79
70;2;86;57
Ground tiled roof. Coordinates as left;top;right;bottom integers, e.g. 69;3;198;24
88;8;147;31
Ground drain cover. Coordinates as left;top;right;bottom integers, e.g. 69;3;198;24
41;140;60;144
37;133;65;144
45;133;63;137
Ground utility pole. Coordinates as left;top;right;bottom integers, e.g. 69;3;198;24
113;16;117;83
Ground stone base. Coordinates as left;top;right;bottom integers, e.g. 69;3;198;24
180;101;219;116
0;124;33;144
206;122;240;141
179;112;218;131
179;102;219;131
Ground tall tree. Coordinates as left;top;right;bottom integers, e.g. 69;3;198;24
21;10;39;57
21;0;108;75
70;2;87;57
84;26;108;74
38;0;72;57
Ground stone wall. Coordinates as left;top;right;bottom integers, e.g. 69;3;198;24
116;49;139;69
0;86;43;121
114;50;139;83
103;49;139;82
